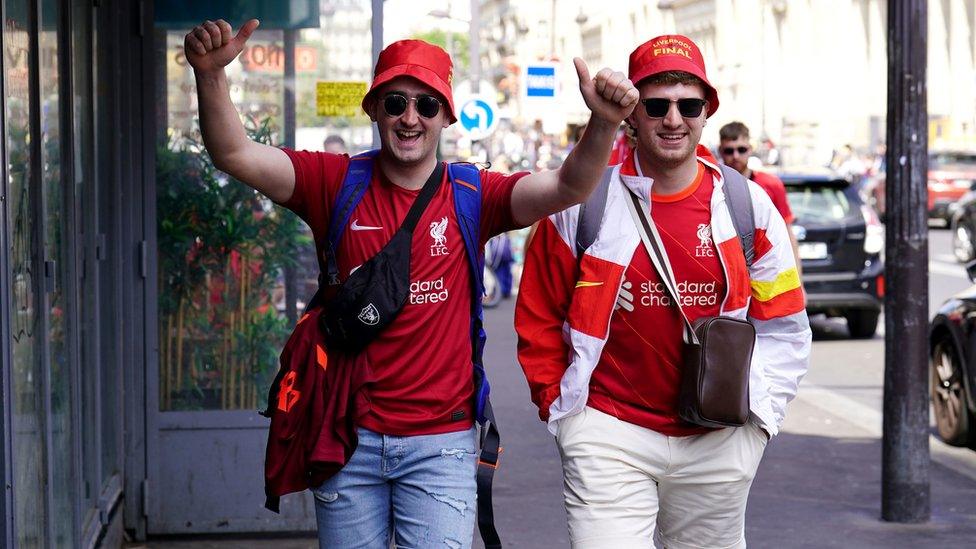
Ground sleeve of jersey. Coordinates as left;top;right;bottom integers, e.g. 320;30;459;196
514;217;576;421
479;169;531;243
277;148;347;242
747;185;812;429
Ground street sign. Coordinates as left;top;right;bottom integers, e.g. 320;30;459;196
524;63;558;98
316;82;368;117
457;94;499;141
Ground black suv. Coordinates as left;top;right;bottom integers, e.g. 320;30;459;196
781;169;884;338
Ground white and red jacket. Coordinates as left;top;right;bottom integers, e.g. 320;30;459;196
515;151;811;437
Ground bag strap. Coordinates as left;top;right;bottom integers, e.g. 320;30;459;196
446;162;503;549
718;164;756;268
448;162;486;370
475;400;502;549
575;165;616;259
398;162;445;233
623;188;701;346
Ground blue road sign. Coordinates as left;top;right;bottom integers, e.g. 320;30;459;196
458;96;498;140
526;65;557;97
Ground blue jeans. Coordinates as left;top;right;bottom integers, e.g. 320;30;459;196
312;426;478;548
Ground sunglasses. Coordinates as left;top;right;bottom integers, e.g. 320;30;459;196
641;98;707;118
721;146;751;156
382;93;442;119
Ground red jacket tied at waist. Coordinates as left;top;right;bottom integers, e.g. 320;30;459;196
263;307;373;511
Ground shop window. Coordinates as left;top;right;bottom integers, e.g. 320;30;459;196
6;0;47;545
154;2;372;411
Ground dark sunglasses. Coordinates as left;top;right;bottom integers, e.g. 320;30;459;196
382;93;441;119
721;146;751;156
641;98;707;118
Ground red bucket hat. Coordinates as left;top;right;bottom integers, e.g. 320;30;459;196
628;35;719;117
362;39;457;123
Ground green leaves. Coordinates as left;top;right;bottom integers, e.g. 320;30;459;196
157;116;309;411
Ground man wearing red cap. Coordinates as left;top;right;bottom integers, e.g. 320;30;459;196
184;18;638;548
517;34;810;548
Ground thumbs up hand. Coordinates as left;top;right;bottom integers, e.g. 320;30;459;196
184;19;260;74
574;57;639;124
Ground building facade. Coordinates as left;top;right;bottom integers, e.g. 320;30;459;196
1;0;375;546
480;0;974;164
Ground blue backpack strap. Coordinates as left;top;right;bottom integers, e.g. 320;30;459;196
447;162;502;549
447;162;488;415
324;149;380;285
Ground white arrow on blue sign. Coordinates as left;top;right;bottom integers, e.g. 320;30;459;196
457;95;499;141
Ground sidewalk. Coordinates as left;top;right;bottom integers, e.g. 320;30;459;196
746;396;976;548
135;402;976;549
132;300;976;548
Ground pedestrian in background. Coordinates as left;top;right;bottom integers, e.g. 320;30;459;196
322;134;347;154
719;121;802;274
486;232;515;299
516;34;811;548
183;17;638;548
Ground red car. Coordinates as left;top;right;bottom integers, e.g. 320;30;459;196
866;150;976;222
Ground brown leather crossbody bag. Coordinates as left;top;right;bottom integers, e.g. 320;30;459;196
624;189;755;428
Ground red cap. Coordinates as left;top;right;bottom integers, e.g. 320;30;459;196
362;39;457;123
628;35;719;117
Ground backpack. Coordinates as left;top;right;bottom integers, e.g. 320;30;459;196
576;163;756;267
262;150;503;548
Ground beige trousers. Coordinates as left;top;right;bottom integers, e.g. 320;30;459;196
555;406;769;549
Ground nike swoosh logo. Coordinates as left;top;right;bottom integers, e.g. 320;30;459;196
350;219;383;231
575;281;604;288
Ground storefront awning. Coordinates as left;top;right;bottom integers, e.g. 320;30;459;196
155;0;320;30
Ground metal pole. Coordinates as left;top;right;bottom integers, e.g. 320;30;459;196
759;1;766;141
882;0;930;523
550;0;556;58
469;0;480;94
371;0;384;148
283;29;298;326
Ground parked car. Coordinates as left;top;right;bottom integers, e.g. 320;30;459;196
781;169;884;338
929;262;976;447
868;150;976;223
949;190;976;262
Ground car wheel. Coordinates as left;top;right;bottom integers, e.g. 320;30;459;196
952;218;975;263
845;310;879;339
931;338;974;447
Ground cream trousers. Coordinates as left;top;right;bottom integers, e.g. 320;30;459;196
555;406;769;549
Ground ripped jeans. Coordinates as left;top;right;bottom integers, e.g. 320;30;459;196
312;426;478;548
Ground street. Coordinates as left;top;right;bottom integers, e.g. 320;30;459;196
142;227;976;549
477;226;976;548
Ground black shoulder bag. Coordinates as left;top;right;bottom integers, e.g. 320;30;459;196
319;163;444;354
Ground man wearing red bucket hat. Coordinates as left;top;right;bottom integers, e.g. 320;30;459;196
517;34;810;548
184;17;638;549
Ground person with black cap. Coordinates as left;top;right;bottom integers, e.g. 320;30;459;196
183;17;638;549
516;34;811;548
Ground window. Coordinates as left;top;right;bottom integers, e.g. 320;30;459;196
155;3;373;412
6;0;47;544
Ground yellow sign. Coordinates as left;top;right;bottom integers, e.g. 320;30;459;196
317;81;368;117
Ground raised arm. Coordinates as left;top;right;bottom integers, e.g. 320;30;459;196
184;19;295;204
510;58;639;227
